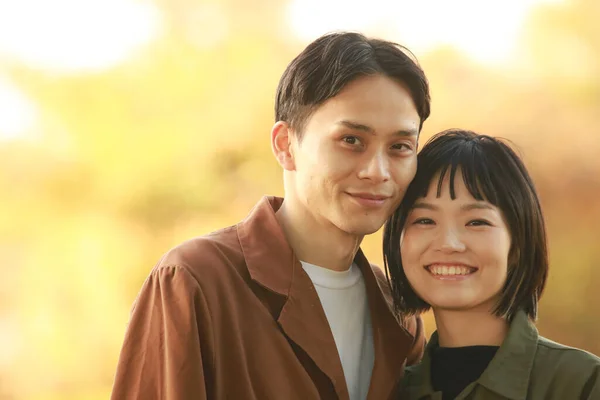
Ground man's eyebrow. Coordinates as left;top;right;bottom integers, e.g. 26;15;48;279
392;128;419;137
338;120;373;133
338;120;418;137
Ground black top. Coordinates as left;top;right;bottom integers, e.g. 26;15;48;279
431;345;499;400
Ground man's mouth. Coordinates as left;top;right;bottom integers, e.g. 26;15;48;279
346;192;392;208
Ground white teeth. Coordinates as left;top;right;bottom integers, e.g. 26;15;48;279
428;265;473;276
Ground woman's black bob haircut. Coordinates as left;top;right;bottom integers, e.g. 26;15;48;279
383;129;548;321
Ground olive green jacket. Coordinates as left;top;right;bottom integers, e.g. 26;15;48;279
401;310;600;400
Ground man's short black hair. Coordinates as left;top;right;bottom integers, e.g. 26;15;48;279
275;31;431;138
383;129;549;321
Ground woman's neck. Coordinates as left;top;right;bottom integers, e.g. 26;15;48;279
433;308;509;348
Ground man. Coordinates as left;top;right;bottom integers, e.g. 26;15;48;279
111;31;431;400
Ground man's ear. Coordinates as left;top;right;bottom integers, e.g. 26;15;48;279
271;121;296;171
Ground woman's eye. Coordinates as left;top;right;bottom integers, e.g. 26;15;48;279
413;218;435;225
467;219;491;227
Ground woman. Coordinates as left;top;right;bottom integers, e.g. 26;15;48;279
383;129;600;400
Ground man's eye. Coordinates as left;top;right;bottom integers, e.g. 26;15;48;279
342;136;361;145
391;143;410;150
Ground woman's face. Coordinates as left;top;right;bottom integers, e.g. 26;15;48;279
400;171;512;314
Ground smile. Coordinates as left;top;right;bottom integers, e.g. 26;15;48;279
425;264;478;279
346;192;391;208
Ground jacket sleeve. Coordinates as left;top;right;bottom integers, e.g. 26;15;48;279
404;313;426;366
581;362;600;400
110;265;213;400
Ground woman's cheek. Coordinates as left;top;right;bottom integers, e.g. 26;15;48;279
400;229;422;274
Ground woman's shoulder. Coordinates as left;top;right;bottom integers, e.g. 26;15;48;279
531;335;600;398
536;335;600;367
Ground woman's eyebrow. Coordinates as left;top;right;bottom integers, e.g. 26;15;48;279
412;202;437;210
411;202;494;212
460;203;494;211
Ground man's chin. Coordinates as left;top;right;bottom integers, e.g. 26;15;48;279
338;220;385;236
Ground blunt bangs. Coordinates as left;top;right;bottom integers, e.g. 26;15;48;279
415;137;501;207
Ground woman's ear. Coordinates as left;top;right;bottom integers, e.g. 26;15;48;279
271;121;296;171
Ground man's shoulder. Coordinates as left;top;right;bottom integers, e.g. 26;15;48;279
156;224;245;283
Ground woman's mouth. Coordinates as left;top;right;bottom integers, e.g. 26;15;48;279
425;264;478;279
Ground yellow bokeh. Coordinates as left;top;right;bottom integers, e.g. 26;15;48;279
0;0;599;398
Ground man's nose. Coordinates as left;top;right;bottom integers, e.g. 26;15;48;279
358;150;391;183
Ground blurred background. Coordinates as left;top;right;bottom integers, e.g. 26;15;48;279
0;0;598;398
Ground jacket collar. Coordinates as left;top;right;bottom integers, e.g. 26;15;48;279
477;310;538;399
238;196;415;400
237;196;293;296
404;310;538;400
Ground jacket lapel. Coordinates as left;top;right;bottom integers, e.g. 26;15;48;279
354;250;415;399
238;196;349;399
277;260;350;399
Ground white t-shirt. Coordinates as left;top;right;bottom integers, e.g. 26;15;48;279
300;261;374;400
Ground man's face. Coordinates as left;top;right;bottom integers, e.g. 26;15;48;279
288;74;420;236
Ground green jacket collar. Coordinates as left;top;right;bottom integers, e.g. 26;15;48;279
404;310;538;400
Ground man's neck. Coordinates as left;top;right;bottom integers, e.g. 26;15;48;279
433;307;509;348
275;199;362;272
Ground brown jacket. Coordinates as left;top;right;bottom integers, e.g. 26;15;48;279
111;196;425;400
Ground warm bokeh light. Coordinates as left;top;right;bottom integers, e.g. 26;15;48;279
0;0;598;398
288;0;564;64
0;0;160;72
0;77;36;140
